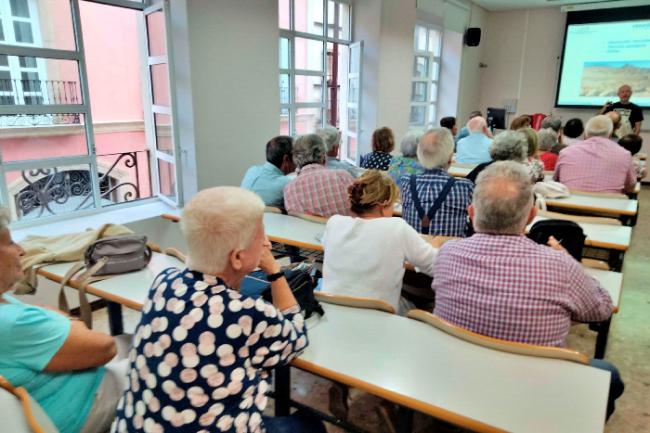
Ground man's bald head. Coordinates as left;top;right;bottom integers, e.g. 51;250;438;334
607;111;621;131
467;116;488;134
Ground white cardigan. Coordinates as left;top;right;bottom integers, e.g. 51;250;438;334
321;215;438;311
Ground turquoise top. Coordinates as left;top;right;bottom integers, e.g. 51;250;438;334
241;162;292;207
388;155;424;183
0;294;104;433
455;132;493;164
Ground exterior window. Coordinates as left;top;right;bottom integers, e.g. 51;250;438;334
279;0;360;163
0;0;180;224
409;23;441;129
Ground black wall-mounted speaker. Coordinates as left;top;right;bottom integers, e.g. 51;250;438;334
465;27;481;46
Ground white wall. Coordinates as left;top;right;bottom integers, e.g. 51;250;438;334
457;3;487;123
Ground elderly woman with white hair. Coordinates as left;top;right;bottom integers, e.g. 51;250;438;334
317;125;358;177
0;208;124;433
387;130;425;183
465;130;529;183
113;187;324;433
400;128;474;237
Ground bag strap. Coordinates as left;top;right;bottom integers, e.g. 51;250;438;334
410;175;456;234
57;258;108;329
57;262;86;316
0;376;48;433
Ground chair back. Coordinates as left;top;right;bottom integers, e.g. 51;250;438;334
407;310;589;364
265;206;284;214
0;376;59;433
530;113;547;130
315;292;395;314
528;219;585;261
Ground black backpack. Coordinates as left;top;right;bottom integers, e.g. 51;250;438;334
527;219;585;262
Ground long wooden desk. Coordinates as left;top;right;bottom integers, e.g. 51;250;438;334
36;254;611;433
543;193;638;224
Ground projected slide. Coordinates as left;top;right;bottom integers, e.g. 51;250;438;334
557;20;650;107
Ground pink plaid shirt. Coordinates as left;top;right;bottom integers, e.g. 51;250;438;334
553;136;636;193
433;234;613;347
283;164;354;217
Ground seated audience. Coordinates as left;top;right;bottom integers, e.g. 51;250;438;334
618;134;647;180
322;170;438;314
360;127;394;170
519;127;545;182
465;130;527;183
440;116;458;137
455;116;493;164
317;125;358;177
114;187;323;433
387;130;425;182
537;128;560;171
400;128;473;237
607;111;622;141
432;161;623;419
455;110;482;144
554;115;636;193
540;115;562;135
562;118;584;145
284;134;354;217
0;208;124;433
241;136;295;207
509;114;532;130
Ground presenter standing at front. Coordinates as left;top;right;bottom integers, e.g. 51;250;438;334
600;84;644;135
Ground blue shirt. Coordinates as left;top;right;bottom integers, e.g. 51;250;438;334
399;169;474;237
327;156;359;177
0;294;104;433
241;162;291;207
455;132;492;164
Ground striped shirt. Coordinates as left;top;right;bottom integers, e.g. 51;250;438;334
433;234;613;347
399;169;473;237
283;164;354;217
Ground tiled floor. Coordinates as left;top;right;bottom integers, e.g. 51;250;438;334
93;187;650;432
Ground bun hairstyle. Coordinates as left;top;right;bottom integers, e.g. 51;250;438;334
348;170;400;215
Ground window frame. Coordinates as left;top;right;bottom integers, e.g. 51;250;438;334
409;21;442;130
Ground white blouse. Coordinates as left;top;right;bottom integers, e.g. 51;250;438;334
321;215;438;312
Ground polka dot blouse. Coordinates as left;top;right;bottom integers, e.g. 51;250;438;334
113;268;308;433
360;151;392;171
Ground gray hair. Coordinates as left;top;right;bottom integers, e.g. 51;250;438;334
540;116;561;132
181;187;265;274
316;125;340;152
473;161;534;235
293;134;327;168
0;208;10;232
585;115;613;138
400;130;423;157
489;130;527;162
417;128;454;169
537;129;558;152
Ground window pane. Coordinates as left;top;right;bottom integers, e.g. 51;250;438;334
157;159;176;202
0;57;81;106
19;56;36;68
279;37;290;69
13;21;33;43
413;56;428;78
146;11;167;57
150;63;170;106
294;37;323;71
10;0;30;18
279;0;290;29
7;163;96;222
347;107;357;133
0;20;4;40
346;135;357;161
295;107;322;134
154;113;173;155
415;25;427;51
428;28;441;56
295;75;323;103
0;55;7;67
327;0;335;38
295;0;324;36
0;113;87;161
97;151;153;208
279;74;290;104
280;108;290;135
348;77;358;103
430;82;438;102
428;104;436;124
409;105;425;125
431;61;439;80
411;82;427;102
338;2;351;41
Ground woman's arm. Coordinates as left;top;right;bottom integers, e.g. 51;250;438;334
45;320;116;372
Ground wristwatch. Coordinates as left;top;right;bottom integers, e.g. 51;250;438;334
266;271;285;282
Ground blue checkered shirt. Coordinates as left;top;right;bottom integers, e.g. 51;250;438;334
399;169;474;237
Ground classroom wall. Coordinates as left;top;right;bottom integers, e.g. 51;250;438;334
456;3;487;123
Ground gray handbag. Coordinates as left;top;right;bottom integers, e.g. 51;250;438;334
58;234;152;328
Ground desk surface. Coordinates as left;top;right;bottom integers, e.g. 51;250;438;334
545;194;637;217
527;215;631;251
297;303;609;433
264;212;325;251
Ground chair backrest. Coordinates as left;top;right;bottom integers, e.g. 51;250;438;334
160;213;181;223
530;113;547;130
288;212;329;224
265;206;283;214
407;310;589;364
528;219;585;261
315;292;395;314
0;376;59;433
537;210;622;226
163;247;187;262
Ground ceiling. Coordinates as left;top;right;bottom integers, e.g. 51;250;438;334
470;0;629;12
